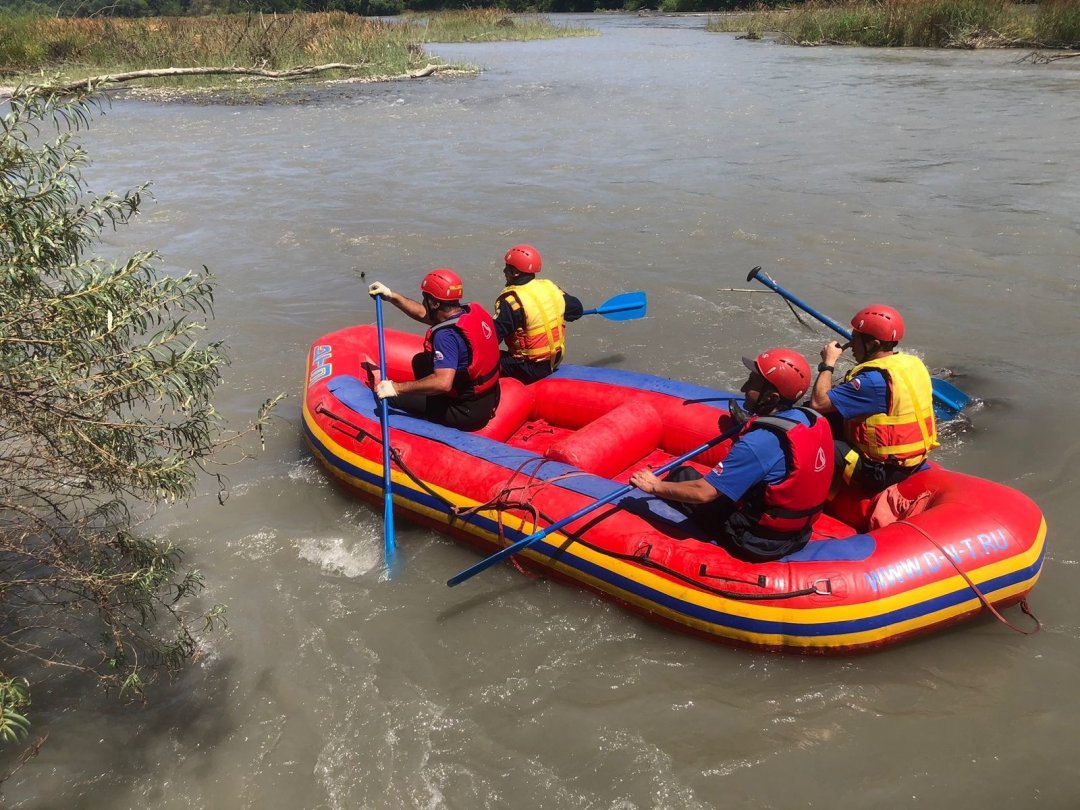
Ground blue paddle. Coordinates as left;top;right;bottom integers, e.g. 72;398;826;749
373;294;397;571
447;424;741;587
746;267;970;420
581;290;647;321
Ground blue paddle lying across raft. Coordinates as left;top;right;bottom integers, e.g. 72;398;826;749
447;424;740;586
745;267;970;421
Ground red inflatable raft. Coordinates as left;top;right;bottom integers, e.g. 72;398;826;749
302;325;1046;654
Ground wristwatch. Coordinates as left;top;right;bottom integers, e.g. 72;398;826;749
817;363;834;373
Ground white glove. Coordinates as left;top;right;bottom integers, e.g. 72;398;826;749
375;379;398;399
368;282;392;299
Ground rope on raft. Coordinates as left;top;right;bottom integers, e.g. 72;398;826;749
896;519;1041;635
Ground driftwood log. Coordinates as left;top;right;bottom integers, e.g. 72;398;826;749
13;63;451;96
1017;50;1080;64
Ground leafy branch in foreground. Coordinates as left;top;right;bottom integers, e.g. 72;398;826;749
0;87;282;750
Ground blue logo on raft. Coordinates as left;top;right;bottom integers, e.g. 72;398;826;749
309;344;332;387
863;529;1012;593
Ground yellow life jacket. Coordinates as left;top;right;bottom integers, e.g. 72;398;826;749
843;353;939;467
499;278;567;368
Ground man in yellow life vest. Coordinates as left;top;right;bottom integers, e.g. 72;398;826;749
809;304;939;493
493;244;583;384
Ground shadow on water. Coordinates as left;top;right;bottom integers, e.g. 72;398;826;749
2;655;239;810
583;353;628;368
435;578;540;621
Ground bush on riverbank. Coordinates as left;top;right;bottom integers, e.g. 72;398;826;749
1;88;281;751
0;10;592;87
707;0;1080;49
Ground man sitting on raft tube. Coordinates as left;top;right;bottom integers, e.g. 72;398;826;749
630;349;834;562
809;304;939;494
368;269;501;432
493;243;584;384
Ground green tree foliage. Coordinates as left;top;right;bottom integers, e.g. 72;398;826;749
0;88;279;746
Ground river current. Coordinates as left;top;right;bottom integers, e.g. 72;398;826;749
3;13;1079;809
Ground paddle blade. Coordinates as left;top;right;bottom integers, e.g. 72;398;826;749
584;290;647;321
931;377;970;419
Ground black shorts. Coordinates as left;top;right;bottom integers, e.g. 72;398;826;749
389;384;500;432
834;439;919;493
661;467;808;562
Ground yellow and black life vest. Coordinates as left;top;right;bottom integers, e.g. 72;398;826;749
843;353;939;468
499;278;567;368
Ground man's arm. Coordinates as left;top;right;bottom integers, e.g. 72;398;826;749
563;291;584;323
391;367;455;396
810;340;845;413
492;292;518;342
385;290;431;324
629;469;722;504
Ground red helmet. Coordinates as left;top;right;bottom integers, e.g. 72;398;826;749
420;268;463;302
743;348;811;402
851;304;904;343
504;244;542;275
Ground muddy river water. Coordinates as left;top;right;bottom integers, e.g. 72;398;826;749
4;13;1079;810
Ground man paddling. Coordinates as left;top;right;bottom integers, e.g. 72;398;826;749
630;349;833;562
368;269;500;432
810;304;939;493
493;243;584;383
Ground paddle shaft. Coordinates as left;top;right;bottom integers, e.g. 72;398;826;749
747;267;854;340
446;425;741;587
746;267;967;416
374;295;396;563
581;301;638;316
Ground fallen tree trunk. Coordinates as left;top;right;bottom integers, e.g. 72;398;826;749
16;62;452;96
1017;50;1080;64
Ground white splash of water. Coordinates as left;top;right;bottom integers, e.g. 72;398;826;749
296;535;381;578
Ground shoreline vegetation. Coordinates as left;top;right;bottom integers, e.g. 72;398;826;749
706;0;1080;51
0;10;594;99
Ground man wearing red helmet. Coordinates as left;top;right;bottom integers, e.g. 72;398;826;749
367;269;501;431
810;304;939;492
493;244;584;384
629;349;833;562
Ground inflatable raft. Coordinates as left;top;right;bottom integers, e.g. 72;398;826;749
302;325;1046;654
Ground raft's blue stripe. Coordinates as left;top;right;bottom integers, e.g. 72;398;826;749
327;375;693;526
550;364;741;405
556;538;1046;637
786;535;875;562
305;419;1043;640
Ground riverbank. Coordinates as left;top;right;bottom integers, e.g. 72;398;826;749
706;0;1080;49
0;10;594;99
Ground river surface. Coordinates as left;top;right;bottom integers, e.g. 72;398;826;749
4;13;1079;810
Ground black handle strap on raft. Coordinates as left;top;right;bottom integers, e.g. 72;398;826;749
699;566;768;589
317;403;460;515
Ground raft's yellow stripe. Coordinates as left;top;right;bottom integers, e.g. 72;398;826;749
305;402;1045;648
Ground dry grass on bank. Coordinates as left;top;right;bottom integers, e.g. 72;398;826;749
0;10;593;93
707;0;1080;49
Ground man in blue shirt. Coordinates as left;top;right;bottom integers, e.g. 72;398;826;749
810;304;938;492
368;269;501;432
630;349;833;562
